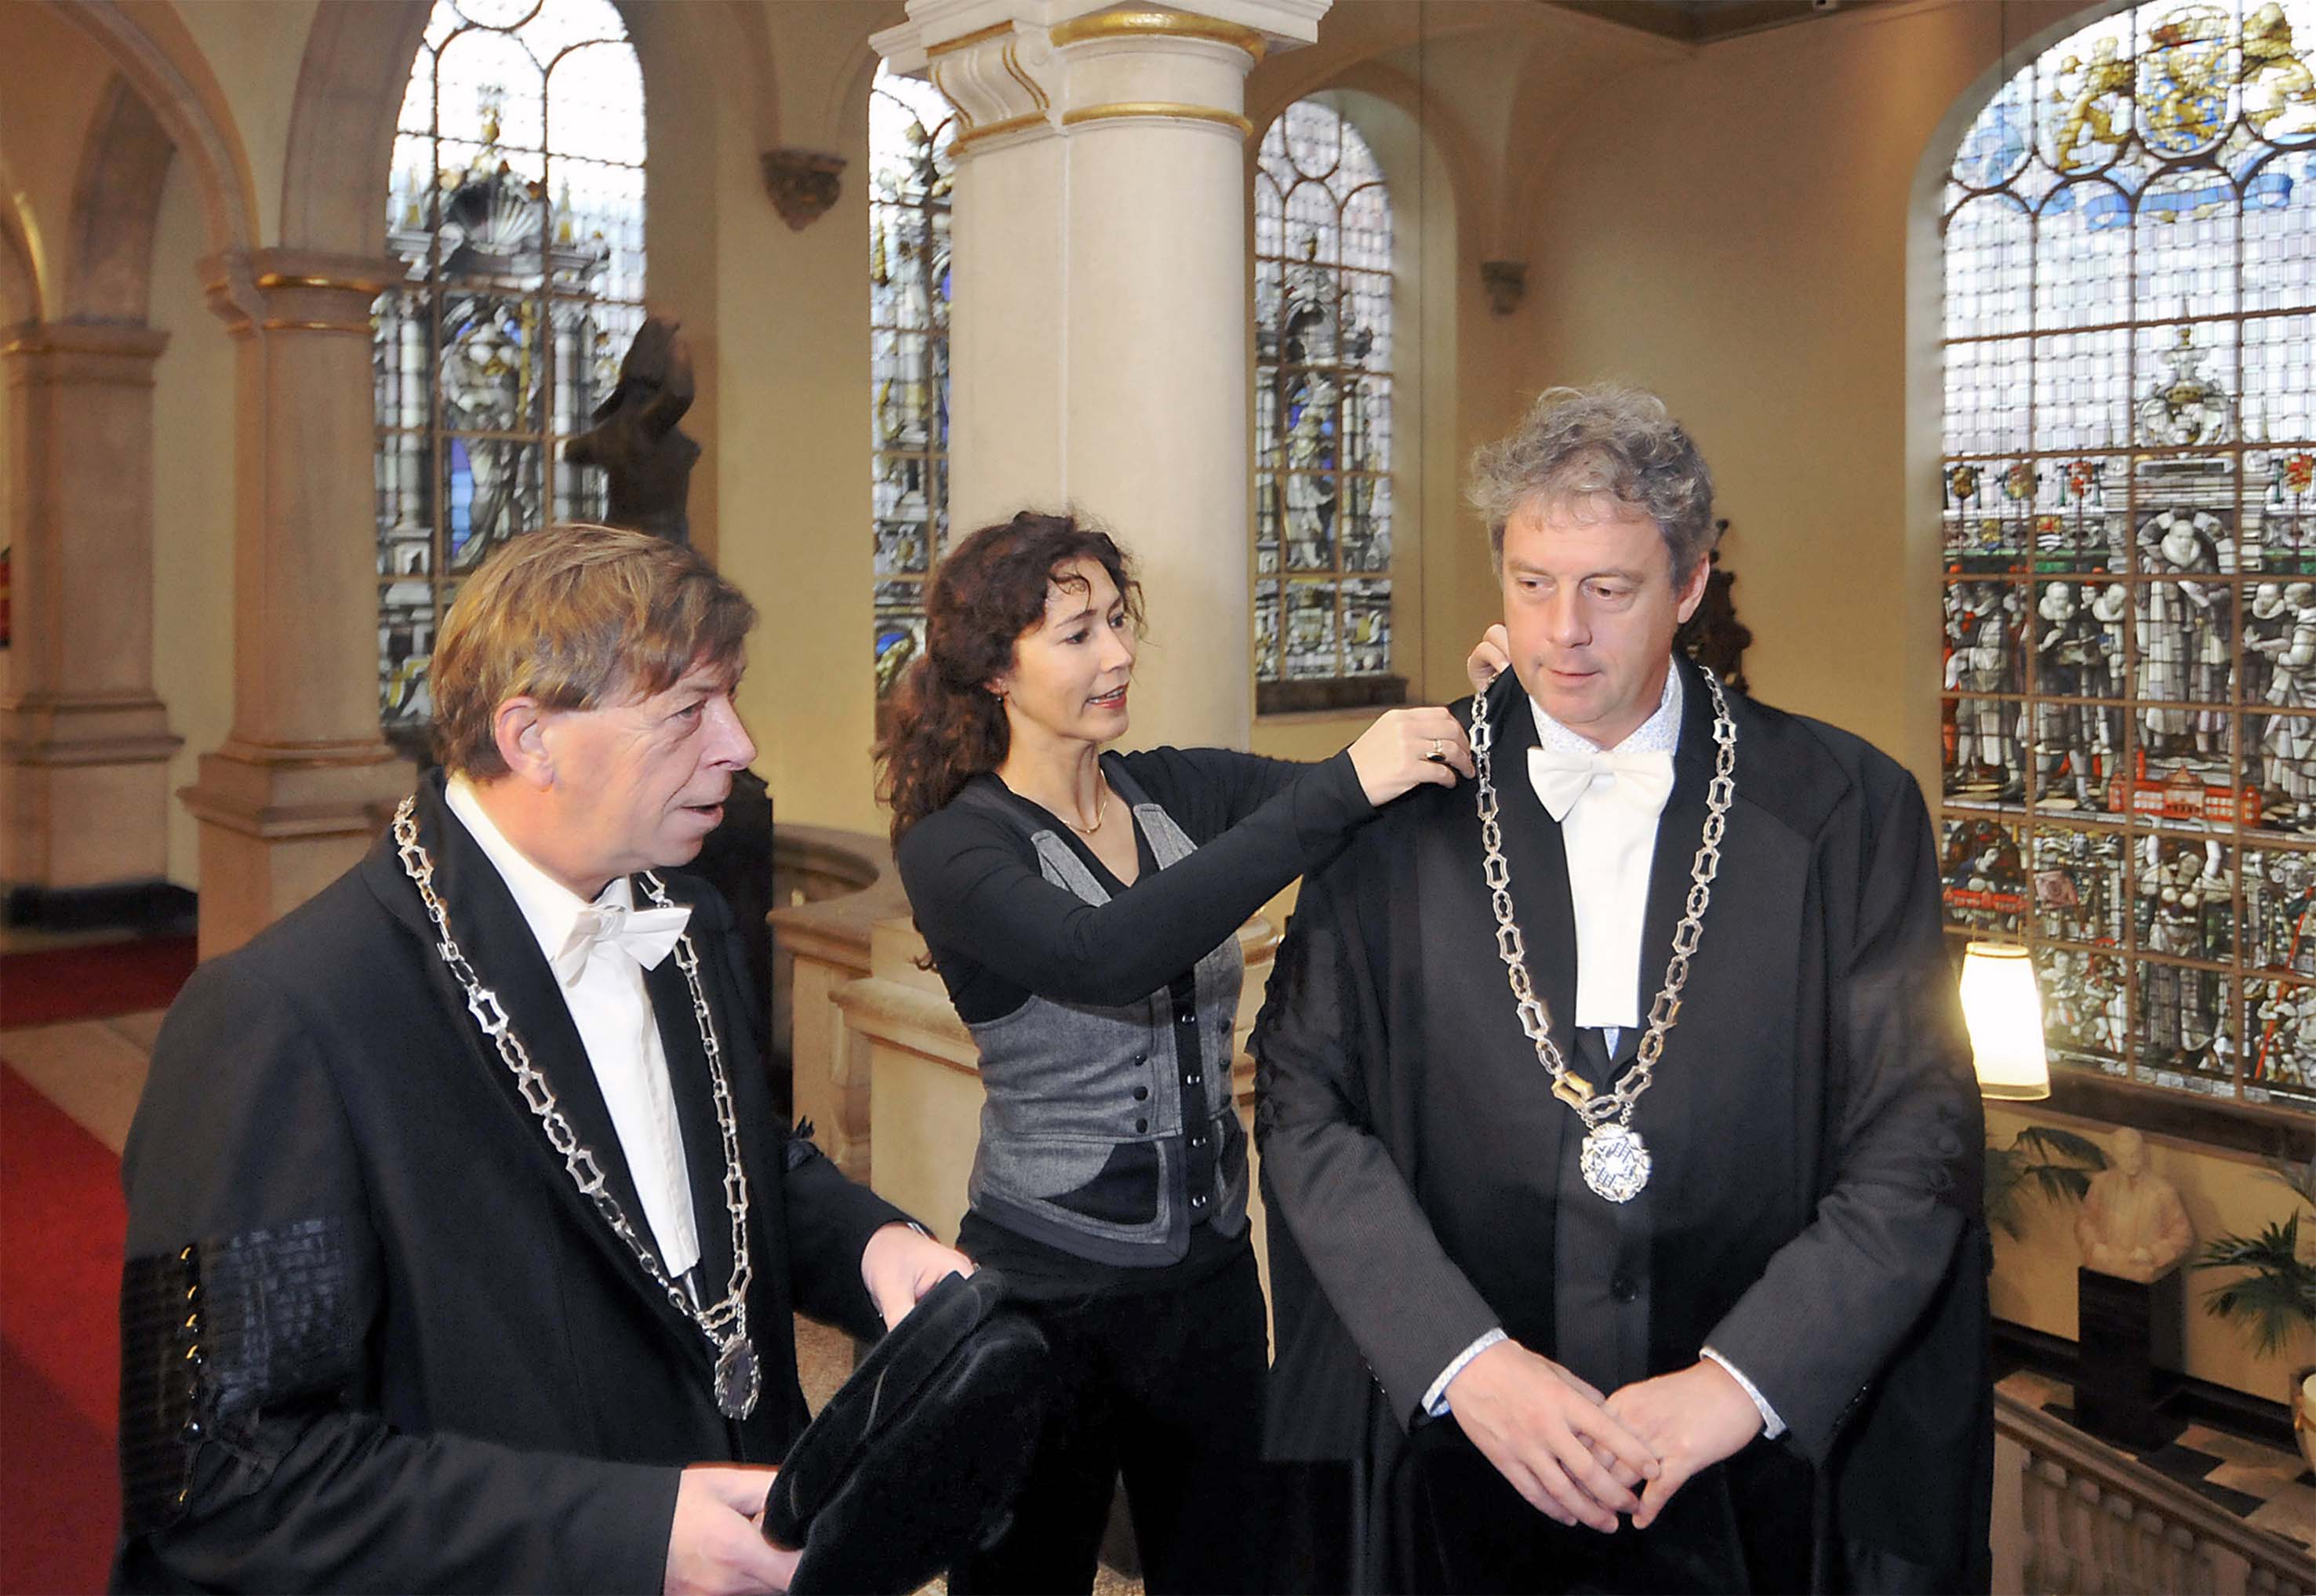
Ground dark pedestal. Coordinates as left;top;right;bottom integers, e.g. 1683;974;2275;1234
2075;1266;2186;1450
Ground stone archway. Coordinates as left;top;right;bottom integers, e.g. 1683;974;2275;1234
65;75;175;325
0;52;203;927
0;188;38;325
47;1;257;264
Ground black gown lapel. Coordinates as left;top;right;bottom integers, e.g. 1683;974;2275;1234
642;924;736;1297
1631;658;1722;1223
1487;674;1582;1067
386;778;704;1351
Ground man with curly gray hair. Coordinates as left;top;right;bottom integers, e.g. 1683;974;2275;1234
1256;384;1991;1592
1469;384;1720;584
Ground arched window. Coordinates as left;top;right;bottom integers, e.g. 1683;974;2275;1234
1254;98;1397;711
869;64;954;705
1937;0;2316;1109
374;0;645;747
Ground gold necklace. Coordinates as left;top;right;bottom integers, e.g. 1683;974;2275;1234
1066;775;1111;834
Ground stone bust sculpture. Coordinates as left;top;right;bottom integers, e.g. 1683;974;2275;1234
563;314;700;546
2075;1127;2194;1282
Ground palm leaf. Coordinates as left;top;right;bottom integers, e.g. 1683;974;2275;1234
1983;1126;2107;1239
2027;1165;2096;1205
2201;1268;2316;1356
2198;1215;2316;1356
1985;1144;2027;1239
2198;1214;2303;1272
2015;1125;2110;1169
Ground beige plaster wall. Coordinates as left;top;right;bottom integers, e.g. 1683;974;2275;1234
1513;0;2103;805
165;0;317;250
149;162;234;890
720;3;900;840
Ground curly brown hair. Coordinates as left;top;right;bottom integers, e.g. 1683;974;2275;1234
875;510;1142;844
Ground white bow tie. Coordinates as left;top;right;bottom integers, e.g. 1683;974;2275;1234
551;899;692;986
1527;745;1676;822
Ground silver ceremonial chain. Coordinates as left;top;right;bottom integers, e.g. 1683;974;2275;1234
1468;671;1738;1202
393;797;762;1419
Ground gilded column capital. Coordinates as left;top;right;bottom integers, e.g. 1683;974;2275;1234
1046;9;1268;61
198;248;401;340
0;322;172;385
878;2;1328;157
925;23;1062;155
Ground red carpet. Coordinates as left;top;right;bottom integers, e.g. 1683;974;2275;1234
2;1064;126;1594
0;938;196;1030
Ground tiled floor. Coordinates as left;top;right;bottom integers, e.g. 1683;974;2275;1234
1998;1367;2316;1554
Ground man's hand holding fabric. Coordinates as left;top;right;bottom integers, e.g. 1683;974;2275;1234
860;1222;975;1331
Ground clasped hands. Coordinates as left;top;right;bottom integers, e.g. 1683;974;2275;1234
1444;1340;1765;1533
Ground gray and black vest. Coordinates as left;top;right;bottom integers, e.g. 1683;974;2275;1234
954;763;1249;1266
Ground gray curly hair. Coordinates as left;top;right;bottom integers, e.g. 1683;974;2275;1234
1467;384;1718;582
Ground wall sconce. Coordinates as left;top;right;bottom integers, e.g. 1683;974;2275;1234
1960;940;2050;1100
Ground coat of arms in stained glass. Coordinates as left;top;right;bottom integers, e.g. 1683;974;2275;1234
1940;0;2316;1112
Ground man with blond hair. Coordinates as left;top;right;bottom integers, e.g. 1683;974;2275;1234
115;524;970;1594
1256;387;1990;1592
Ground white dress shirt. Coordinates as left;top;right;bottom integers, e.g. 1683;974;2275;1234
1423;667;1783;1439
1529;665;1685;1049
445;776;703;1279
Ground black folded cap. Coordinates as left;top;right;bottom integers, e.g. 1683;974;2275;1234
764;1268;1049;1595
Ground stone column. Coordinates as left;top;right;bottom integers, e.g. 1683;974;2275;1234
178;249;411;958
876;2;1328;752
0;322;183;914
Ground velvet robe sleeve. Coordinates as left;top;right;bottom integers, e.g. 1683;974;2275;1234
779;1147;911;1343
115;961;680;1596
1252;831;1507;1429
1698;760;1983;1464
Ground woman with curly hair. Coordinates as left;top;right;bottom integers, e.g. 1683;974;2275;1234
879;509;1473;1594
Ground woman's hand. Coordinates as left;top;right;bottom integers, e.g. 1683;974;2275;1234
1347;706;1474;806
1468;624;1511;693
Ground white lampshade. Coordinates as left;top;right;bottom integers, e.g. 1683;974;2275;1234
1960;940;2051;1101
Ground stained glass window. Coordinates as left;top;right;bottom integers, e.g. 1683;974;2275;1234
1255;100;1397;705
870;65;954;705
1939;0;2316;1109
374;0;645;748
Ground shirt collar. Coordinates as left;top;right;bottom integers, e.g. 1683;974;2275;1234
1528;656;1685;759
443;773;633;969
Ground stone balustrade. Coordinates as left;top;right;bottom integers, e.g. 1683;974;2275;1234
1995;1391;2314;1594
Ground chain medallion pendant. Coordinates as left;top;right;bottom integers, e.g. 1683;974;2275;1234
1580;1124;1652;1203
715;1333;762;1420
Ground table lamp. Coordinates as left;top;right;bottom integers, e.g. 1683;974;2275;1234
1960;940;2050;1101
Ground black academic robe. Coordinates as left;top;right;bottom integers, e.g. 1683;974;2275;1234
112;773;903;1594
1253;660;1992;1593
